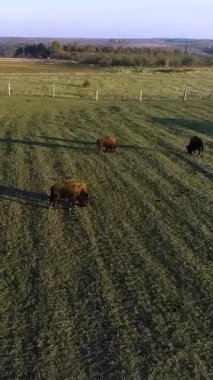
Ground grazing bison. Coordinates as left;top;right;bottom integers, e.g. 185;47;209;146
187;136;204;157
97;135;117;153
49;180;89;210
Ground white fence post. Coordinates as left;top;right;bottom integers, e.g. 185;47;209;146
139;89;143;102
183;86;187;101
96;90;99;101
8;83;11;96
53;82;55;98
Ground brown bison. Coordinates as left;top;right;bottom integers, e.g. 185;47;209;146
97;135;118;153
187;136;204;157
49;180;89;210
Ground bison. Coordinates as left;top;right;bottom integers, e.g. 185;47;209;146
187;136;204;157
97;135;117;153
49;180;89;210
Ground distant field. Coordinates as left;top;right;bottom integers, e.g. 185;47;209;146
0;59;213;100
0;61;212;379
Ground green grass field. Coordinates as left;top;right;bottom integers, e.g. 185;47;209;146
0;59;213;100
0;62;212;379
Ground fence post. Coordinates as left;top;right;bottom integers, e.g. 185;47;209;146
53;83;55;98
183;86;187;101
139;89;143;102
8;83;11;96
96;90;99;101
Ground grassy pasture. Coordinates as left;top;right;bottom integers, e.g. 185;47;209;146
0;59;213;100
0;61;213;379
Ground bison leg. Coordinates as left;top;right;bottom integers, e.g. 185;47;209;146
49;196;59;208
68;196;75;211
49;188;59;208
49;188;54;206
106;145;113;153
97;140;102;152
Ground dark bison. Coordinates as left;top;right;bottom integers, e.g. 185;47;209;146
97;135;117;153
187;136;204;157
49;180;89;210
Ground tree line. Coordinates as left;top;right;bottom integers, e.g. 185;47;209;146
2;41;213;67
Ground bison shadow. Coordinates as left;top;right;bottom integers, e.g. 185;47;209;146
187;160;213;181
0;185;49;208
151;117;212;135
39;135;94;144
0;137;97;153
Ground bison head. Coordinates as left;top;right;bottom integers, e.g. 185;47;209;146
187;144;193;154
77;192;90;207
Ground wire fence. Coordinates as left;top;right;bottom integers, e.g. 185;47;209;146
0;81;213;101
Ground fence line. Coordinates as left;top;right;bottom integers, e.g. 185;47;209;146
0;82;212;101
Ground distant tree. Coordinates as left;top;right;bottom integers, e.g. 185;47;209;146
14;47;24;57
14;43;49;58
49;41;63;58
37;43;50;58
2;44;16;57
181;55;194;66
156;56;167;67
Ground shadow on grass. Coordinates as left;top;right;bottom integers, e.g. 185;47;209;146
151;117;213;135
179;154;213;181
0;137;96;152
0;136;211;181
39;135;95;146
0;185;48;208
161;144;213;181
120;144;157;152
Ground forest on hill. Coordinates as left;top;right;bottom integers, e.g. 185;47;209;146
0;37;213;67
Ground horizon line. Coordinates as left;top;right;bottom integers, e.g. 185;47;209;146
1;36;213;41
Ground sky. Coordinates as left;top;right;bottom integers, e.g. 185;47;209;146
0;0;213;39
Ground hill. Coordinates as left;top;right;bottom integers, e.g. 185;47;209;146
0;37;213;56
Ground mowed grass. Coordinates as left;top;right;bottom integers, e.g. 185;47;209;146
0;87;212;377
